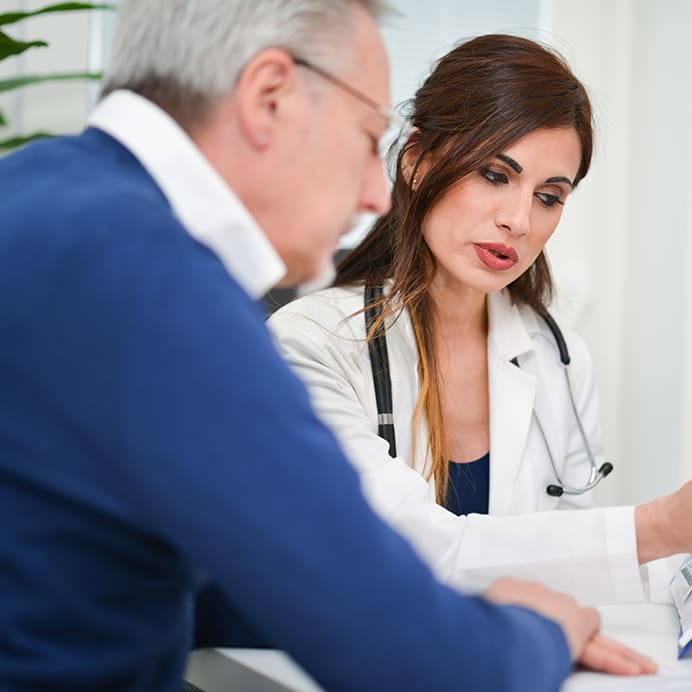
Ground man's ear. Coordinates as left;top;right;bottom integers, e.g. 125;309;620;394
234;48;297;149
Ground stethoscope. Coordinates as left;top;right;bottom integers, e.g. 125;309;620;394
364;285;613;498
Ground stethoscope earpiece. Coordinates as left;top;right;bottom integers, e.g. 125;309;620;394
544;460;615;498
599;462;614;477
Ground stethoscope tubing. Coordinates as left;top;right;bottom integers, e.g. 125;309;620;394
529;325;613;497
364;287;613;496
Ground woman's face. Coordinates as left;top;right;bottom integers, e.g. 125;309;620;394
421;127;582;297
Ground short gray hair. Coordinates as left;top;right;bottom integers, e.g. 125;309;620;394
102;0;392;129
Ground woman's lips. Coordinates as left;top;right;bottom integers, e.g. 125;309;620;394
474;242;519;271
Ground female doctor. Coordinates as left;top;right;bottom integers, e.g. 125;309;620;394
269;34;691;605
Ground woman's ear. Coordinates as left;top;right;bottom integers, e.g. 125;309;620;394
401;141;428;189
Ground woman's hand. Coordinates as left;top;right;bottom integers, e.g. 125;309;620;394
635;479;692;564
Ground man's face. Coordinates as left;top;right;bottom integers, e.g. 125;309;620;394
267;8;392;286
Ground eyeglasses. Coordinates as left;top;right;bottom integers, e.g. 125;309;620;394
292;55;408;159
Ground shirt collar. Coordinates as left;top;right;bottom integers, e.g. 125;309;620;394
487;289;536;362
87;89;286;299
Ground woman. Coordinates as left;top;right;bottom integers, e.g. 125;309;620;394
269;34;687;604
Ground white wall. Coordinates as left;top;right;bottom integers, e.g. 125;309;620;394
4;1;691;508
381;0;545;106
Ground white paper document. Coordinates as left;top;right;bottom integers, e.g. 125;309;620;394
562;662;692;691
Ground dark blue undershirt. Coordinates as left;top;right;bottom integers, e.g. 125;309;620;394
445;452;490;516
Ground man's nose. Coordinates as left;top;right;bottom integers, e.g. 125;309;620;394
358;158;391;216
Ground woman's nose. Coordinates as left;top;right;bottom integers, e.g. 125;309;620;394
495;192;531;237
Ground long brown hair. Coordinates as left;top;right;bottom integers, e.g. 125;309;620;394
335;34;594;502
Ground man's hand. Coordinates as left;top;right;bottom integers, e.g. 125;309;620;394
484;578;599;659
484;578;657;675
579;634;657;675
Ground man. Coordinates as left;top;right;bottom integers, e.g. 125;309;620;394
0;1;652;690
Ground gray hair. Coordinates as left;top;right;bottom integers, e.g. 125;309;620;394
102;0;392;129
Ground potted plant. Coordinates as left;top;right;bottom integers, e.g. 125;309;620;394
0;2;113;149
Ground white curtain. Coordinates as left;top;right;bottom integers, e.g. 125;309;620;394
547;0;692;505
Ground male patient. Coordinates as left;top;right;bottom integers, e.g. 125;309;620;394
0;1;652;690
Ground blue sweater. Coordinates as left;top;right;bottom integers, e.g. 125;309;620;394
0;129;572;692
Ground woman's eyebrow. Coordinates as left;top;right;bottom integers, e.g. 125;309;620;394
496;153;522;173
546;176;575;190
497;154;575;189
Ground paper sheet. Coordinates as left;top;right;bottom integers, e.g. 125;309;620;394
561;662;692;691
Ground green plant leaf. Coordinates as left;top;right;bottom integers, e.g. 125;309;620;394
0;108;7;127
0;72;102;93
0;30;48;61
0;131;55;150
0;3;114;27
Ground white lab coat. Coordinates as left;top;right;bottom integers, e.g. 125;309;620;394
269;285;648;604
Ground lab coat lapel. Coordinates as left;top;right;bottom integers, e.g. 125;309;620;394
487;292;536;516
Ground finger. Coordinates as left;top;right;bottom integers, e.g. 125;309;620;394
588;635;658;674
578;635;658;675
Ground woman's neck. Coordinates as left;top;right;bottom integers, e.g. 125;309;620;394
427;277;488;341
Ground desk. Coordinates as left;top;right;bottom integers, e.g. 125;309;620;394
186;648;321;691
563;604;692;691
185;604;692;691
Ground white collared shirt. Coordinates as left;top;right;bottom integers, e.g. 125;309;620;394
88;90;286;300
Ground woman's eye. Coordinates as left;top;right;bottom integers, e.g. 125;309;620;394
481;168;508;185
535;192;564;208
